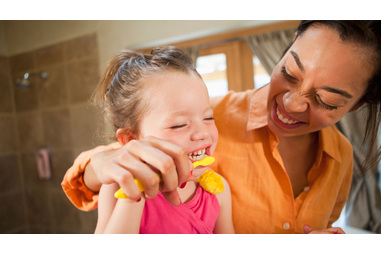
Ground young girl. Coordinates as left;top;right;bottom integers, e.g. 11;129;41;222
92;47;234;234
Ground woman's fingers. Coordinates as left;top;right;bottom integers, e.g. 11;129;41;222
111;147;160;201
110;162;147;202
304;224;346;234
126;137;192;194
93;136;191;205
142;137;192;189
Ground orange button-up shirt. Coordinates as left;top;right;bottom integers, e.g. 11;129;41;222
61;85;353;233
211;86;353;233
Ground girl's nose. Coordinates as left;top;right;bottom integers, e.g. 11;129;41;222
283;90;308;113
190;123;210;141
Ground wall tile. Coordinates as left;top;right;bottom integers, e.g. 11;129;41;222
35;43;64;68
38;64;67;108
25;189;53;229
0;154;21;195
17;112;44;153
0;116;17;153
50;189;84;233
49;149;74;189
13;72;39;112
4;33;101;234
64;33;98;62
66;57;100;104
78;209;98;233
70;104;105;151
0;192;27;233
21;152;49;193
0;75;13;113
9;51;35;75
0;57;13;113
0;56;9;77
42;108;71;149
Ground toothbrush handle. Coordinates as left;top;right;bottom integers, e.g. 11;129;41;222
114;179;145;199
114;157;215;199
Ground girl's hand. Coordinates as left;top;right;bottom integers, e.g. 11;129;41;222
303;225;345;234
84;136;192;206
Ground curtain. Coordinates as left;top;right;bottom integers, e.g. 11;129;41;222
181;46;200;68
245;28;295;74
336;108;381;233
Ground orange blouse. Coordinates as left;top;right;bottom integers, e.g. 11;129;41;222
61;85;353;233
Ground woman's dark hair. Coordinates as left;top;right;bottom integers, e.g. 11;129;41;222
92;46;199;138
287;21;381;169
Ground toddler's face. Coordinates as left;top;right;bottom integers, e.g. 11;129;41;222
138;71;218;178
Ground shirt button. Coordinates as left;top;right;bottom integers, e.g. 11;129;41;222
304;186;310;192
283;222;290;230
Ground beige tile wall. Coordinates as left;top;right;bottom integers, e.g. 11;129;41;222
0;33;106;233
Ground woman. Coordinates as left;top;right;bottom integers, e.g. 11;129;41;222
62;21;381;233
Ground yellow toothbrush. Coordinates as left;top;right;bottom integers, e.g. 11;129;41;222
114;156;216;199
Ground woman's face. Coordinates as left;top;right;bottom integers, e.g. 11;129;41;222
267;24;374;138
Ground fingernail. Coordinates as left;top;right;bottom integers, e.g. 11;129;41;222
180;182;187;189
136;197;141;202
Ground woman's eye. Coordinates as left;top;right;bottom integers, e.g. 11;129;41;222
281;66;298;83
315;95;337;110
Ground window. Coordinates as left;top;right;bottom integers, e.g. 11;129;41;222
253;55;270;89
196;53;228;97
196;40;270;97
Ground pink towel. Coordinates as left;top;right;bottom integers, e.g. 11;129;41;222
35;148;51;180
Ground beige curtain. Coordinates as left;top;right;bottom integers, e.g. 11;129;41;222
336;108;381;233
181;46;200;68
245;28;295;74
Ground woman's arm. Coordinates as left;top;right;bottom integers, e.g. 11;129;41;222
214;176;235;234
95;183;145;234
61;143;120;211
62;137;193;210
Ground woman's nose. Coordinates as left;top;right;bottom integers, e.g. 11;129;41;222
283;90;308;113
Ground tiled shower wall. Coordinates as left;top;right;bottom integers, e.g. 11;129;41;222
0;33;107;233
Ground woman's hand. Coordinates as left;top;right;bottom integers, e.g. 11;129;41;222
83;136;192;206
303;225;345;234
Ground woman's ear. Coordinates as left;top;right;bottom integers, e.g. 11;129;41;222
116;128;135;145
293;32;298;42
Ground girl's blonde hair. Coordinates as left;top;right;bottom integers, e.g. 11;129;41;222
93;46;199;138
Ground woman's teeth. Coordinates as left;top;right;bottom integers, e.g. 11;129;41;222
189;149;207;161
276;107;298;124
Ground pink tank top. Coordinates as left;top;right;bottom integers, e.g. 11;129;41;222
140;184;220;234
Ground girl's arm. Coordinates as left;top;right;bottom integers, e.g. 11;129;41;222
95;182;145;234
214;176;235;234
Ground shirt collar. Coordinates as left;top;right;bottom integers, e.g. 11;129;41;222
318;126;343;164
246;84;342;164
247;85;269;131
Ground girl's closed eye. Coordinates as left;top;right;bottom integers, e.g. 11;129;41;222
204;117;215;121
170;123;187;129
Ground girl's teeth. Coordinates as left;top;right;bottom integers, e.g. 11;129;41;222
188;149;206;161
276;107;298;124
